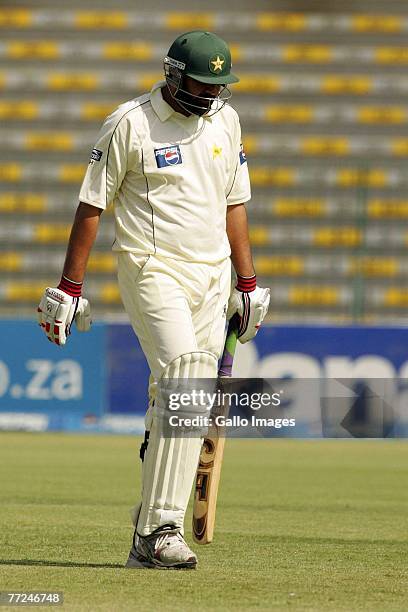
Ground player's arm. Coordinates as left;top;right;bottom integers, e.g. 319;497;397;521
226;202;255;277
37;202;101;345
37;103;134;345
62;202;102;282
226;203;270;343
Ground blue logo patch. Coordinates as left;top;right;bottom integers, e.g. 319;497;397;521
154;145;182;168
239;143;247;165
90;148;103;162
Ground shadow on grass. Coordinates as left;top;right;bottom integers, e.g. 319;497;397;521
0;559;124;569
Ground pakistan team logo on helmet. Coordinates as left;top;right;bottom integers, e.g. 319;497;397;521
209;54;225;74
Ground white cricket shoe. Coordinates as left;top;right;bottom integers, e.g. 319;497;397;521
125;525;197;570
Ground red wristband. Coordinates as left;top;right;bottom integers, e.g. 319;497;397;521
58;275;82;297
236;274;256;293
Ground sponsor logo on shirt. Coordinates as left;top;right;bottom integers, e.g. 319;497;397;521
239;143;247;165
154;145;183;168
90;148;103;162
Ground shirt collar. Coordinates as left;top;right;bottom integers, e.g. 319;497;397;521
150;81;175;122
150;80;213;123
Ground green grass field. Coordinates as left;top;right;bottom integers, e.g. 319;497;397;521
0;434;407;611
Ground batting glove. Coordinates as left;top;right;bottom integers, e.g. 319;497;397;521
37;276;91;346
227;274;270;344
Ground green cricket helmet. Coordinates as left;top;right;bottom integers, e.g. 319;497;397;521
163;31;238;115
164;30;239;85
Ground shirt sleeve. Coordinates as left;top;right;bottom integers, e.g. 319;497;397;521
78;108;139;210
226;114;251;206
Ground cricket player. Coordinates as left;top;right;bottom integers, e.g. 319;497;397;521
37;31;270;569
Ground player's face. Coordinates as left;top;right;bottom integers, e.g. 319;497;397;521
178;76;223;116
183;76;222;100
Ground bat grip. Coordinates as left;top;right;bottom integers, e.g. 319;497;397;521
218;314;239;378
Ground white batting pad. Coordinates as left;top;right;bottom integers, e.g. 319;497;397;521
136;351;218;536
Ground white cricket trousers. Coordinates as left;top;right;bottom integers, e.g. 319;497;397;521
117;252;231;381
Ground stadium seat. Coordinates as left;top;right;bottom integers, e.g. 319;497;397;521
0;253;22;272
87;253;116;273
313;227;362;248
273;199;326;217
289;286;341;306
0;193;46;213
368;200;408;218
384;288;408;307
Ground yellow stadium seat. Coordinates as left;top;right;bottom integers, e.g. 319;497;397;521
236;76;280;93
265;105;313;123
352;15;402;33
228;44;243;62
364;169;388;188
104;43;153;60
7;41;59;59
0;101;38;120
349;258;399;277
249;227;269;246
6;284;43;302
368;200;408;218
34;224;70;243
322;76;372;94
314;227;362;247
100;284;121;303
358;106;407;124
0;193;46;212
0;164;22;182
336;169;387;188
302;137;350;156
274;198;325;217
0;10;32;27
48;74;98;91
241;136;258;155
26;133;74;152
59;165;86;183
87;254;116;273
283;45;332;63
0;253;22;272
376;47;408;64
384;289;408;307
255;256;304;276
392;139;408;156
75;12;128;29
81;103;115;120
139;74;162;91
165;13;215;30
250;167;295;187
290;286;339;306
257;13;306;31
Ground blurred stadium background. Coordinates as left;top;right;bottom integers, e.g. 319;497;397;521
1;6;407;608
0;0;407;435
1;0;408;322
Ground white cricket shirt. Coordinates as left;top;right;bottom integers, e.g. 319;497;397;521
79;81;251;263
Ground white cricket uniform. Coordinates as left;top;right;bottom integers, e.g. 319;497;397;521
79;80;251;378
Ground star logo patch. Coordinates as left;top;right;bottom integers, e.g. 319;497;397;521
210;54;225;73
213;145;222;159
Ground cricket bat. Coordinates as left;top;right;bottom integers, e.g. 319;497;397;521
192;314;239;544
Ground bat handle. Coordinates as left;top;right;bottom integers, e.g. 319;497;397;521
218;314;239;378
